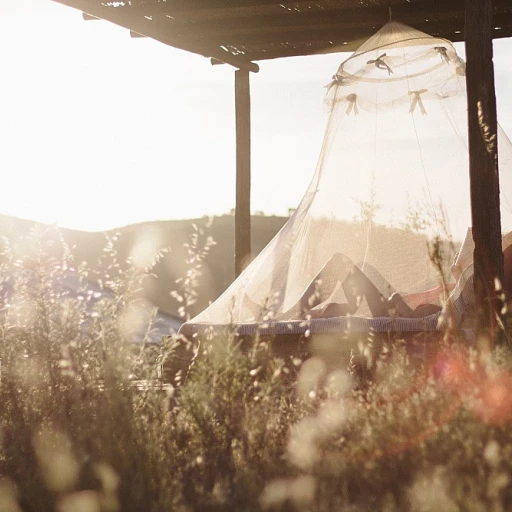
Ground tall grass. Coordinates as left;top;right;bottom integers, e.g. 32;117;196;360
0;227;511;511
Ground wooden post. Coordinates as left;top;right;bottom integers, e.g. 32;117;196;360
465;0;504;350
235;69;251;277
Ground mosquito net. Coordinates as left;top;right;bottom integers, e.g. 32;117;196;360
183;21;512;329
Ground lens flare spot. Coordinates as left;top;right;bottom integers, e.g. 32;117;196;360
432;349;472;393
474;373;512;426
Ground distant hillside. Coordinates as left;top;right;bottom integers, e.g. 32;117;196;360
0;214;288;319
0;214;463;322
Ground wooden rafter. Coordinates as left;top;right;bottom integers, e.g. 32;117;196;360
184;19;472;47
102;0;330;15
62;0;512;64
71;0;512;64
118;0;511;30
167;4;460;33
223;28;512;62
53;0;259;72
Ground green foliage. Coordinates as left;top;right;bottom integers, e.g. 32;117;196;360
0;229;512;511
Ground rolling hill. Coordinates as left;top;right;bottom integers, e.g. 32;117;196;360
0;214;288;321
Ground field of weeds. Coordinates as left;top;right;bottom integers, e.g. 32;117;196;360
1;229;512;512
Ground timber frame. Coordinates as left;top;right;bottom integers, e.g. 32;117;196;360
52;0;511;343
52;0;512;64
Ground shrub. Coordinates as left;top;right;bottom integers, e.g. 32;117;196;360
1;228;512;511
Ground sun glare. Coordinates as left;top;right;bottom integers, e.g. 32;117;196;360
0;1;511;231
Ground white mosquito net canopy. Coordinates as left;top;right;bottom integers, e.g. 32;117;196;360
184;21;512;329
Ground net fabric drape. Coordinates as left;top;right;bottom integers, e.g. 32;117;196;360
183;21;512;328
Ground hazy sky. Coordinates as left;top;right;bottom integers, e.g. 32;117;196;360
1;0;511;231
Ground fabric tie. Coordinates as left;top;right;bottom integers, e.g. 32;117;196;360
345;94;358;116
434;46;450;64
366;53;393;75
325;74;344;91
409;89;428;115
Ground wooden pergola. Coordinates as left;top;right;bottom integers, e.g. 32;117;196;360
53;0;512;343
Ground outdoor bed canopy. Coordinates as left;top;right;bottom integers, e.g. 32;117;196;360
180;20;512;338
53;0;512;341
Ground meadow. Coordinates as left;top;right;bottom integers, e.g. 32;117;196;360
0;224;511;512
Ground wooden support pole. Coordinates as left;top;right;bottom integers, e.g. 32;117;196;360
465;0;504;350
235;69;252;277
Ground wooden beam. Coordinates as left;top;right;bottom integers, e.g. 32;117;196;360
125;0;511;43
247;27;512;61
235;69;252;277
192;12;512;48
196;24;382;47
147;0;472;37
236;42;363;61
53;0;259;72
226;24;511;62
82;12;98;20
60;1;512;64
119;0;305;14
465;0;504;350
130;30;147;38
116;0;510;19
209;22;512;62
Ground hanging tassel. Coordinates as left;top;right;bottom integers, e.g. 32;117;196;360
345;94;359;115
366;53;393;75
409;89;428;115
